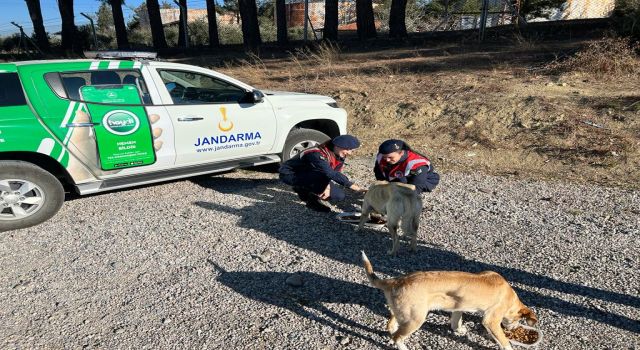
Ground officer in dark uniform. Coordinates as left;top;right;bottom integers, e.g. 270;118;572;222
279;135;365;212
374;139;440;194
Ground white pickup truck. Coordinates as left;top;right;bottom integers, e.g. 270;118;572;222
0;54;347;231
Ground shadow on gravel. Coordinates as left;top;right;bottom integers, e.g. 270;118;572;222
208;261;388;347
193;176;640;337
207;261;496;349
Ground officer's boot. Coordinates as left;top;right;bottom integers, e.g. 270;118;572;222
292;186;311;202
305;196;331;213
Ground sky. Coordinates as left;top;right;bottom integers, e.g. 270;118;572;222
0;0;217;38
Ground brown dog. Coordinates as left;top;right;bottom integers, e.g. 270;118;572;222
356;181;421;255
361;252;537;350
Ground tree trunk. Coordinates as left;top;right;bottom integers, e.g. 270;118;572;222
276;0;287;44
109;0;129;49
206;0;220;47
147;0;168;49
24;0;50;52
323;0;338;41
389;0;407;38
57;0;78;54
238;0;262;50
356;0;376;39
178;0;188;47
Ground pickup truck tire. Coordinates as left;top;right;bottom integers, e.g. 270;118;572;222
0;161;65;232
281;128;330;162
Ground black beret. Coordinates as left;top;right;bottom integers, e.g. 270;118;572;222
332;135;360;150
378;139;404;154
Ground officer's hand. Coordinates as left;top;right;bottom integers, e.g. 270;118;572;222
350;184;367;193
319;185;331;200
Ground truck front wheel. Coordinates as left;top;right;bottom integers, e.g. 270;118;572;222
0;161;65;232
281;128;331;162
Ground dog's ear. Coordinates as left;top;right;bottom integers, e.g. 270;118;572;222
519;307;538;326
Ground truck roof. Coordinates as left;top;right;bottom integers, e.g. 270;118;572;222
13;59;95;65
8;59;145;71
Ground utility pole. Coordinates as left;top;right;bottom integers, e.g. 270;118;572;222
11;22;43;56
479;0;489;42
80;12;98;50
173;0;189;48
303;0;309;42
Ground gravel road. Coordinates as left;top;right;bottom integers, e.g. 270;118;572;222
1;158;638;349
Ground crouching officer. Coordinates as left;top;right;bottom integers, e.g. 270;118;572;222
279;134;365;212
374;139;440;194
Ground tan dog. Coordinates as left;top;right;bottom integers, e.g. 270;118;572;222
356;181;421;255
361;252;537;350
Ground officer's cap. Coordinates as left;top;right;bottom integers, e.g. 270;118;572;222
332;135;360;150
378;139;405;154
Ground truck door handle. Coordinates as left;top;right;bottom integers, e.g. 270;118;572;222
65;122;100;127
177;116;204;122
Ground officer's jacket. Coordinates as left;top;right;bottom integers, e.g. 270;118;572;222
374;150;439;193
281;145;353;187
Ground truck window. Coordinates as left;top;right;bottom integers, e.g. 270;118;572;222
46;70;152;105
0;73;27;107
158;70;247;105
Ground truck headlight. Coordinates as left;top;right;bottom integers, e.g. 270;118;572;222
327;102;339;108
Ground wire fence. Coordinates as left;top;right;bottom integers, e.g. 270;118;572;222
0;0;619;52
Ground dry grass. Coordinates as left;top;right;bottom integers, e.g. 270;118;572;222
204;39;640;189
546;37;640;76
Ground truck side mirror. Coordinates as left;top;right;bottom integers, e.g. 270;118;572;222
252;89;264;103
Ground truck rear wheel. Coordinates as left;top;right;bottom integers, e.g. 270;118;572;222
281;128;331;162
0;161;65;232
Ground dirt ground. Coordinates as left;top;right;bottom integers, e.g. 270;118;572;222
181;37;640;189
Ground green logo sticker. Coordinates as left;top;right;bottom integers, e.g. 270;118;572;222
103;110;140;135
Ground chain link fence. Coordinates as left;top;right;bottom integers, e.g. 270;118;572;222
0;0;623;53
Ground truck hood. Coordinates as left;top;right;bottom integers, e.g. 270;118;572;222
262;90;336;104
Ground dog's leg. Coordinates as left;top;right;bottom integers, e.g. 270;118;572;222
356;200;372;232
387;313;399;334
482;314;513;350
391;319;423;350
401;212;420;252
450;311;467;336
410;199;421;252
386;201;403;255
387;220;400;256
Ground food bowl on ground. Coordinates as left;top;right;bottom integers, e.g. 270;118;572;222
504;324;542;348
336;212;386;228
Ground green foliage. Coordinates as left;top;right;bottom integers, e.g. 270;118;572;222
259;17;276;42
218;23;243;45
420;0;567;19
128;27;154;47
288;26;305;41
614;0;640;38
96;2;115;34
422;0;481;15
222;0;239;13
188;18;210;46
165;25;180;46
257;0;274;17
1;34;20;52
128;1;148;29
76;24;96;50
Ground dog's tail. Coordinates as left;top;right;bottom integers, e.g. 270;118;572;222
361;251;392;290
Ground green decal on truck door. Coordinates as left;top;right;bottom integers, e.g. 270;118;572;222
80;85;156;170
